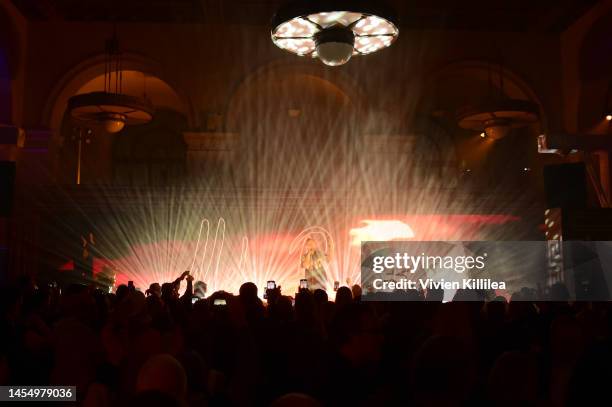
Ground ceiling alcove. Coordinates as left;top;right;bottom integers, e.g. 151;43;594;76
54;69;188;185
225;62;361;192
417;61;545;200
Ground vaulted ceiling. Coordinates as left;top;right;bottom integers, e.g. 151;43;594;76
11;0;598;32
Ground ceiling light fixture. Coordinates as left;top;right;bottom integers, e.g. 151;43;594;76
456;59;539;140
271;1;398;66
67;26;153;133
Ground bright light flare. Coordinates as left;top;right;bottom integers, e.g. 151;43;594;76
273;17;318;38
354;35;394;54
349;220;415;246
353;16;397;36
307;11;362;28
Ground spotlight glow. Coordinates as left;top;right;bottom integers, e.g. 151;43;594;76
46;58;528;297
349;220;415;246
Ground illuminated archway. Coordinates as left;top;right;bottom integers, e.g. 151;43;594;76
45;56;189;184
417;60;545;193
225;61;365;191
419;60;545;127
44;54;192;137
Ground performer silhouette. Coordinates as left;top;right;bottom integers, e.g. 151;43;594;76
300;238;330;290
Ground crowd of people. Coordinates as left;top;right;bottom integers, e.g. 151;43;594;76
1;270;611;406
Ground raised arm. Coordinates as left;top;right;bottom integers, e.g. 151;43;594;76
172;270;190;287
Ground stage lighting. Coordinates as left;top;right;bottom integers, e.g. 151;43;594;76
606;114;612;121
271;2;399;66
349;220;414;246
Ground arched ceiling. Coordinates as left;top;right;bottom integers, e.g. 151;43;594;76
420;62;540;121
226;69;355;132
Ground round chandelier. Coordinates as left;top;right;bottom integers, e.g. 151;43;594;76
456;60;539;140
456;99;540;140
67;28;153;133
271;1;399;66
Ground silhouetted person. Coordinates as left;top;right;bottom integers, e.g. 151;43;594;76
334;286;352;309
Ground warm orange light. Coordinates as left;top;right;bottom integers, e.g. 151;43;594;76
349;220;415;246
606;114;612;121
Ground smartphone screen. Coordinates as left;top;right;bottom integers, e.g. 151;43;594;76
267;280;276;290
299;279;308;289
191;296;199;304
334;281;339;291
213;298;226;306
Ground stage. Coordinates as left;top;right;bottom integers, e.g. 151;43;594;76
13;184;544;294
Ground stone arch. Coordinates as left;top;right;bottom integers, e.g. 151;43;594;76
418;59;546;189
45;54;191;184
225;60;367;131
224;60;367;190
419;59;545;130
43;53;192;137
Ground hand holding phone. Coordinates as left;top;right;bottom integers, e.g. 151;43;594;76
264;281;278;300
